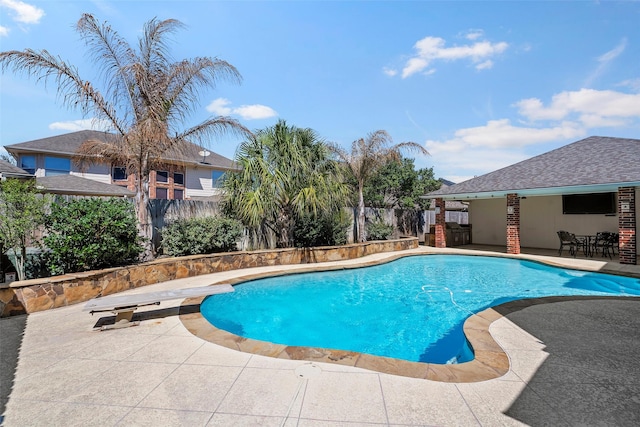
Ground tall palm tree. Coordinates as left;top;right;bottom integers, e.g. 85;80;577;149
223;120;348;248
329;130;429;242
0;14;250;258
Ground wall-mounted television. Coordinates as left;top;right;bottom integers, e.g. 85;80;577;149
562;192;616;215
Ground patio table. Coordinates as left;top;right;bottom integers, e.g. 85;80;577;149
575;235;596;257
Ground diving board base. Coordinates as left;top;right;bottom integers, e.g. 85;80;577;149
100;319;141;331
84;284;234;329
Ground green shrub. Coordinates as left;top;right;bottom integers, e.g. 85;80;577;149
161;216;243;256
293;210;350;248
44;198;143;275
366;218;394;241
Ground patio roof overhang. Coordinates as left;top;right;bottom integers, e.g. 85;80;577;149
426;181;640;201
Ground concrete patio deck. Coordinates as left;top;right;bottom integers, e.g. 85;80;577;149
1;246;639;426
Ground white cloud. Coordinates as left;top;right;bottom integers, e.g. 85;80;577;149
206;97;277;120
475;60;493;70
583;38;627;87
382;67;397;77
426;119;585;153
49;118;112;132
233;104;278;120
440;148;529;183
464;29;484;41
206;98;233;115
425;120;587;181
617;78;640;92
401;57;429;78
0;25;8;36
427;87;640;180
598;38;627;63
515;89;640;124
400;34;508;78
0;0;44;25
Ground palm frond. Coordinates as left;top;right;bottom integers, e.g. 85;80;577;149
76;13;137;124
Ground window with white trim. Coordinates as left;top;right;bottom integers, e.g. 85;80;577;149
113;166;127;180
156;170;169;183
174;172;184;186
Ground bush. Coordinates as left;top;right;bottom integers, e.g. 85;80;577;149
366;218;394;241
161;216;243;256
293;210;350;248
44;198;143;275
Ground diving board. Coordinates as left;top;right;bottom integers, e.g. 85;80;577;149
83;284;234;329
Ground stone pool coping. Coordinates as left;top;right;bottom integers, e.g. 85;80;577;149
179;252;512;383
180;248;640;383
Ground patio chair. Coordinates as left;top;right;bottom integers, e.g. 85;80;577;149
591;231;608;256
600;232;618;259
557;231;581;257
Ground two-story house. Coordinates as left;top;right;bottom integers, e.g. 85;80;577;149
3;130;238;200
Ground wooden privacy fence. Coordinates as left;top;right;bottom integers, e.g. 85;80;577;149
359;207;468;242
149;200;468;250
149;199;221;251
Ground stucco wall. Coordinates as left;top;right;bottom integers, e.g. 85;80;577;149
0;238;418;317
468;198;506;246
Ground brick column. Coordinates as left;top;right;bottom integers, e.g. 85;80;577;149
434;198;447;248
618;187;636;265
506;193;521;254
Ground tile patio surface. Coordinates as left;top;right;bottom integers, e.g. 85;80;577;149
1;246;640;426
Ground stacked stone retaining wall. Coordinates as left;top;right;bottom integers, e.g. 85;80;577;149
0;238;418;317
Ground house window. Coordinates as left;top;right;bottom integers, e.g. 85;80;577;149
112;166;127;180
211;170;225;188
44;156;70;176
174;189;184;200
20;155;36;174
155;188;168;199
174;172;184;186
562;192;616;215
156;170;169;183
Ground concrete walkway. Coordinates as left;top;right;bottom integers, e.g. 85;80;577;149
1;247;639;426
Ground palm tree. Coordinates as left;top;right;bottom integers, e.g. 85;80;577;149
329;130;429;242
0;14;250;258
222;120;349;248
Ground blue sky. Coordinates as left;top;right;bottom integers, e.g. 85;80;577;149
1;1;639;183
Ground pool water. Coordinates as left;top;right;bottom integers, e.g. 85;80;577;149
200;255;640;364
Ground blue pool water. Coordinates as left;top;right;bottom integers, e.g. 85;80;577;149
200;255;640;364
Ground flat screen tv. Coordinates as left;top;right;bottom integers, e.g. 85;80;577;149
562;192;616;215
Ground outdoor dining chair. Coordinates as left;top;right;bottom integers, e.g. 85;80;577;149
600;232;619;259
557;230;583;257
591;231;608;256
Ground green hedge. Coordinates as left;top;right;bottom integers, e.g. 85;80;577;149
44;198;143;275
161;216;243;256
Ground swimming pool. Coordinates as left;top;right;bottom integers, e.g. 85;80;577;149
200;255;640;364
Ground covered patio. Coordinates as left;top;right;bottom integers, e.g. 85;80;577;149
427;136;640;265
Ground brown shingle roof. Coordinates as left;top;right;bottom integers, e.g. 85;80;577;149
429;136;640;198
5;130;237;170
36;175;134;197
0;159;32;177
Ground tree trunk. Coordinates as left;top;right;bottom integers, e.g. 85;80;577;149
135;157;153;260
276;208;293;248
357;181;366;243
16;245;27;281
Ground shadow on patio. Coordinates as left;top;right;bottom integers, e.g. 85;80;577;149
494;297;640;426
0;314;27;424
